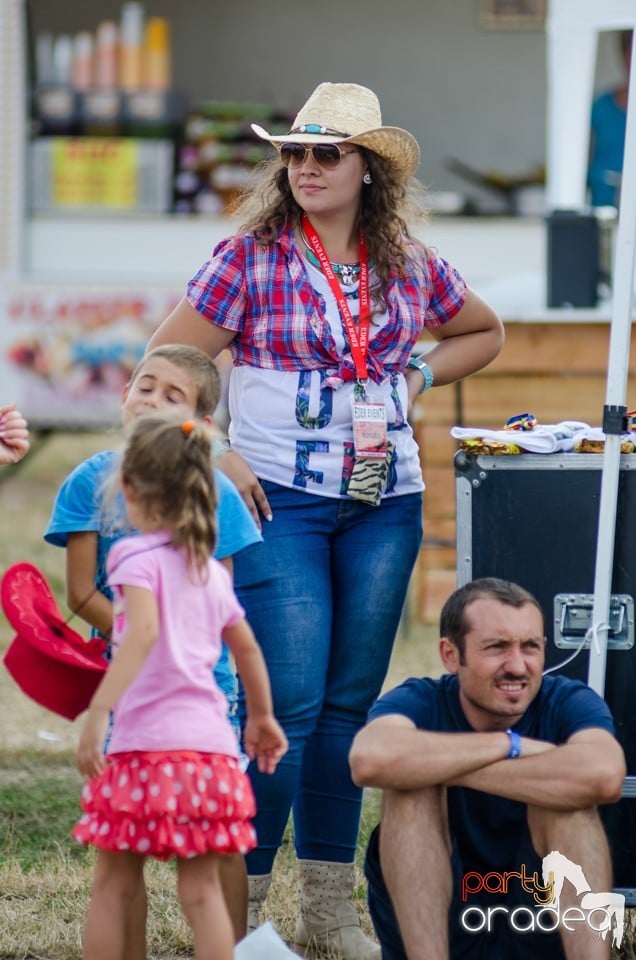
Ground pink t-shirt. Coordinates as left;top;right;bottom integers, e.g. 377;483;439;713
106;531;245;757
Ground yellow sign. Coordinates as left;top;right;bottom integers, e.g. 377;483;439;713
51;139;139;208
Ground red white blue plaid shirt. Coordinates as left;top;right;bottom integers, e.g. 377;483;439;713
187;223;467;387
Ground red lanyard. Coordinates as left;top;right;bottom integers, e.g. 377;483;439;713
301;213;370;382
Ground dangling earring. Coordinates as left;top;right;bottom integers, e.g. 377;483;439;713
363;172;372;185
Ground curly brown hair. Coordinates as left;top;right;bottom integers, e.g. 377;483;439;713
231;148;430;311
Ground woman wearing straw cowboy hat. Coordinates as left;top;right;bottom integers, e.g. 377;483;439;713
148;81;504;958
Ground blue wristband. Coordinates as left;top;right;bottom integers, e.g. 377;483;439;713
506;728;522;759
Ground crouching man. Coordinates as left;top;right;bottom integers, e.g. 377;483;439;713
349;578;626;960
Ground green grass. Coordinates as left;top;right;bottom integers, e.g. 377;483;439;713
0;757;89;867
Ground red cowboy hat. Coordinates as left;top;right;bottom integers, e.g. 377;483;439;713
1;562;108;720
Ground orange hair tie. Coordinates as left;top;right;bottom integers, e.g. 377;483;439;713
181;420;196;436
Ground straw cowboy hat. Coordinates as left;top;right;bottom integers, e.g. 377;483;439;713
2;562;108;720
252;82;421;182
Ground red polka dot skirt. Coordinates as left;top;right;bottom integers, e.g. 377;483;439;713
73;751;257;860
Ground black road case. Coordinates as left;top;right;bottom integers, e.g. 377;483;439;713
454;451;636;898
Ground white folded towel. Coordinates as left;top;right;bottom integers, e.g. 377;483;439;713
450;421;592;454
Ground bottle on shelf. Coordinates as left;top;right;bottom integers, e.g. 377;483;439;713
82;19;122;136
94;19;118;90
143;17;171;91
71;31;94;93
32;31;77;135
119;2;145;92
123;15;179;138
52;34;73;87
35;32;55;86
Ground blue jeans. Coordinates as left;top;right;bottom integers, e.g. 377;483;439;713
234;481;422;874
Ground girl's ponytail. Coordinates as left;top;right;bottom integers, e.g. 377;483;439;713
121;416;217;578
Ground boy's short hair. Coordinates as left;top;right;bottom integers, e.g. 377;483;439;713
130;345;222;417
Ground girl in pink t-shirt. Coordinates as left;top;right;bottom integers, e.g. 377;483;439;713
73;416;287;960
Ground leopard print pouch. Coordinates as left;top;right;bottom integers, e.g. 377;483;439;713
347;440;395;507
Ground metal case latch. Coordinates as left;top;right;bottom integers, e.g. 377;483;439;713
554;594;634;650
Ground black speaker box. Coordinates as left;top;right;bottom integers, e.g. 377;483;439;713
546;209;599;308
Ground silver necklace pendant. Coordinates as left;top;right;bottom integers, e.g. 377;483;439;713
337;262;359;286
299;224;359;286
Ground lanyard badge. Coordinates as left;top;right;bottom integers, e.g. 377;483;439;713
352;401;388;459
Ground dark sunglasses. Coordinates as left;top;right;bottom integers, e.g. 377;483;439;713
279;142;359;170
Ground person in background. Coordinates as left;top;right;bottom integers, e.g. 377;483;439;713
588;29;633;208
350;578;626;960
73;415;287;960
44;345;261;954
0;404;30;465
147;81;504;959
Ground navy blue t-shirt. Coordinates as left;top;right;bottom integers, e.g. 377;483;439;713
366;674;617;960
369;673;616;873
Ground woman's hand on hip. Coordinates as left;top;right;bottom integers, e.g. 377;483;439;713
217;450;273;530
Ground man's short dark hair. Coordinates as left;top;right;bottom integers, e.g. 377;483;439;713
440;578;544;657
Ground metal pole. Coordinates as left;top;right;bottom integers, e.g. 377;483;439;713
587;30;636;694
